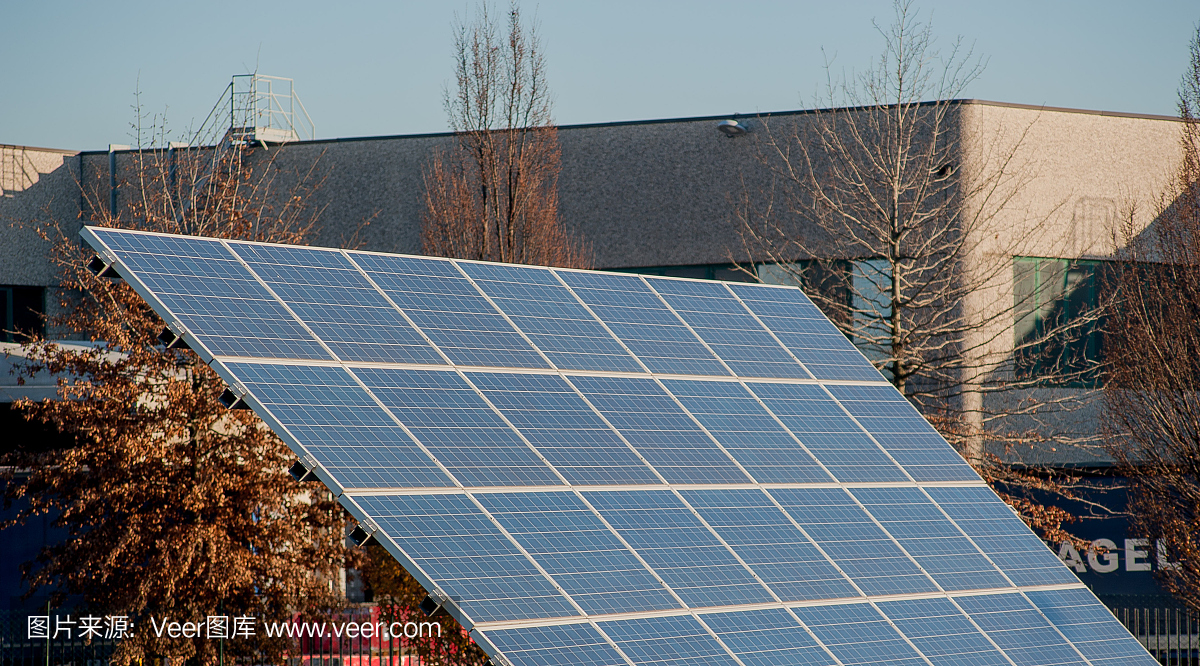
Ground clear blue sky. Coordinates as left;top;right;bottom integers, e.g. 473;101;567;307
3;1;1197;151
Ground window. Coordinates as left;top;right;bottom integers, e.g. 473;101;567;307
615;263;759;282
1013;258;1106;387
0;285;45;343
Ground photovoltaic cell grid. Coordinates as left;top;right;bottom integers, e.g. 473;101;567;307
81;226;1153;666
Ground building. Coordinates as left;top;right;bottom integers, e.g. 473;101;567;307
0;99;1186;621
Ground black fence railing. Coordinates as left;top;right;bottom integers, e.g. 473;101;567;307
1111;606;1200;666
1;610;117;666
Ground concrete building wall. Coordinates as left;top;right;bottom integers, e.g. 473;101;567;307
0;145;81;286
955;103;1182;465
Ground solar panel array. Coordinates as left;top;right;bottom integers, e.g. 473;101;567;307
82;226;1154;666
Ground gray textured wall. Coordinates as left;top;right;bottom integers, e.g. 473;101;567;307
0;146;80;286
0;100;1183;280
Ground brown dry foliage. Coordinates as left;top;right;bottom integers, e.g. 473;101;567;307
421;2;590;269
2;123;358;664
360;545;486;666
1104;25;1200;610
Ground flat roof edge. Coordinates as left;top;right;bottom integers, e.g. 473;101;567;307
75;99;1182;155
0;143;80;155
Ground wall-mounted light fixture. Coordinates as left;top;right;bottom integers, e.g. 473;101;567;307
717;119;749;137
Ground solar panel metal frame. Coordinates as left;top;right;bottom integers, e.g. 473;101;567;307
81;226;1155;666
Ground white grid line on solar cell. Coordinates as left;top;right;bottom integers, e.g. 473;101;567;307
938;596;1026;666
644;487;866;666
922;501;1100;665
215;246;502;493
560;492;755;666
469;583;1089;631
790;486;1007;666
721;280;825;377
339;481;988;496
332;483;1050;635
208;356;894;384
80;229;224;366
635;275;746;378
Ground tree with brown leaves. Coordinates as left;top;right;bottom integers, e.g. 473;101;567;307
737;0;1103;544
421;2;590;269
360;544;486;666
2;109;356;665
1105;25;1200;609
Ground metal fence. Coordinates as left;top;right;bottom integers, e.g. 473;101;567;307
1112;606;1200;666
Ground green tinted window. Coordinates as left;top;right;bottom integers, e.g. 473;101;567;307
1013;257;1105;387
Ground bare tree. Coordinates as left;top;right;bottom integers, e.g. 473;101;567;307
1104;24;1200;609
421;2;590;268
2;103;356;665
737;0;1105;541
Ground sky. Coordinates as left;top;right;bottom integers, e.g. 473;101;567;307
3;1;1197;152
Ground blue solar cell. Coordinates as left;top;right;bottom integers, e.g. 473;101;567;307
94;228;243;261
597;615;740;666
91;230;332;360
769;488;938;596
661;380;833;483
1026;589;1157;666
351;252;550;369
877;597;1011;666
475;492;682;615
456;262;564;286
466;372;661;485
851;487;1011;592
746;382;908;482
354;494;578;623
568;376;751;484
926;487;1081;587
484;623;629;666
726;283;882;382
555;271;730;376
824;385;978;482
702;608;836;666
955;594;1088;666
353;367;563;487
680;489;857;602
645;279;811;379
457;263;644;373
793;603;927;666
227;242;445;364
583;490;774;608
226;362;451;488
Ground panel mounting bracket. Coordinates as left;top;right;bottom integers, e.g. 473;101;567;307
349;516;381;548
288;454;321;482
218;385;253;411
158;323;191;350
87;255;124;280
420;588;450;616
